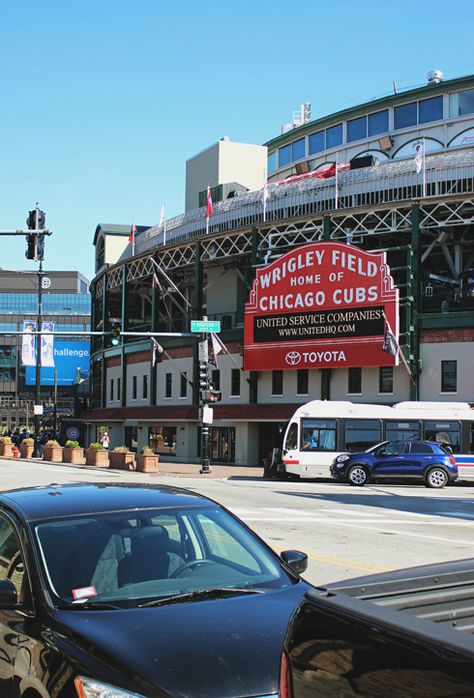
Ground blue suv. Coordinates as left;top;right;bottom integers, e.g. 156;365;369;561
330;440;458;488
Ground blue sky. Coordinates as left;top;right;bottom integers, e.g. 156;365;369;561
0;0;473;282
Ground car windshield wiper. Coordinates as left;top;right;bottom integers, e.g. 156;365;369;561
68;600;123;610
138;587;264;608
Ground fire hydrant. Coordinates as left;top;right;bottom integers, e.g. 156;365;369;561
12;445;19;458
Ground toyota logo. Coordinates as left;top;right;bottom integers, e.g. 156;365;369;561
285;351;301;366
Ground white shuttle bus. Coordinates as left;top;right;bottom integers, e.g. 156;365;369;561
281;400;474;480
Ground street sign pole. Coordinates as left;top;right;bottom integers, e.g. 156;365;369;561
198;331;212;474
34;205;44;457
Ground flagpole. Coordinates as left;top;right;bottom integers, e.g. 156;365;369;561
263;168;267;223
334;154;339;210
422;137;426;198
131;216;135;256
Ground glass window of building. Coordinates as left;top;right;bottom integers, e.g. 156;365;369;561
231;369;240;397
379;366;393;394
110;379;114;402
212;369;220;390
142;374;148;400
326;124;343;149
394;102;417;129
278;144;292;168
348;367;362;394
297;369;308;395
180;372;187;398
165;373;172;398
132;375;137;400
347;116;367;142
292;138;305;161
441;360;457;392
345;420;382;452
267;151;277;173
149;426;176;456
117;377;121;401
368;109;389;136
272;370;283;396
450;88;474;117
419;95;443;124
309;130;325;155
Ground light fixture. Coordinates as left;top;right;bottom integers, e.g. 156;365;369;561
378;135;394;150
424;283;433;297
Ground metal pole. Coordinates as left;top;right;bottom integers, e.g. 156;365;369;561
33;204;43;457
53;369;58;434
198;329;211;474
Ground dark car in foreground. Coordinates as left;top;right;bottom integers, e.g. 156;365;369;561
330;439;458;488
0;482;310;698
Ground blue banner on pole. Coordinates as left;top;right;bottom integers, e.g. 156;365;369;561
25;340;90;386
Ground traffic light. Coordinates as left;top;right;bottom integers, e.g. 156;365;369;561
26;210;36;229
37;210;46;230
111;320;122;346
36;234;45;261
25;234;37;260
199;361;208;392
208;389;222;403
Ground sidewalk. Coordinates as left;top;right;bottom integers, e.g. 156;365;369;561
4;454;264;480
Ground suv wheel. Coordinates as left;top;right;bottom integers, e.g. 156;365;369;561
348;465;368;487
425;467;448;489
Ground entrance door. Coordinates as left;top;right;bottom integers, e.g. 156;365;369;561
211;427;235;463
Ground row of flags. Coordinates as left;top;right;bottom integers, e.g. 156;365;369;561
21;321;55;367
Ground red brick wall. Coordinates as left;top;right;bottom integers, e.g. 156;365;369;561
421;328;474;344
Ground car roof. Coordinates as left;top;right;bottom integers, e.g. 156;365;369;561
0;483;214;523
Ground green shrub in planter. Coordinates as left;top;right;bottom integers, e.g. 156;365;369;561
65;440;80;449
89;442;105;450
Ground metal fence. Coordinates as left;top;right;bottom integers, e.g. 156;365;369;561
136;150;474;254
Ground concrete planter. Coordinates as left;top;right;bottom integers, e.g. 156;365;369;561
63;447;84;464
0;443;14;458
109;451;136;470
20;443;34;458
136;453;159;473
85;449;110;467
43;445;63;462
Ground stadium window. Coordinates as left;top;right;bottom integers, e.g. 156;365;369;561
419;95;443;124
348;367;362;394
368;109;389;136
297;369;308;395
267;151;277;173
180;371;187;398
142;374;148;400
379;366;393;394
165;373;172;398
394;102;417;129
326;123;343;149
211;369;220;390
347;116;367;142
272;370;283;396
110;378;114;402
449;88;474;117
117;378;121;401
441;360;457;393
231;369;240;397
308;130;325;154
132;375;137;400
292;138;306;161
278;144;292;168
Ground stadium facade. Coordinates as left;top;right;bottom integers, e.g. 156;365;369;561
85;73;474;466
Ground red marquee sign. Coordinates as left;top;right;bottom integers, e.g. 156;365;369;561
244;242;399;371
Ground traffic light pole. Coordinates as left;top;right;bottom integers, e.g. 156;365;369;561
33;256;44;457
199;333;211;474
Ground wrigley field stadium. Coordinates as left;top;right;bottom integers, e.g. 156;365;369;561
84;71;474;468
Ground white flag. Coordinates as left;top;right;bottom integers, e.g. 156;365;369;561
41;321;55;367
262;182;269;222
208;332;223;368
414;142;424;174
159;203;165;227
21;320;36;366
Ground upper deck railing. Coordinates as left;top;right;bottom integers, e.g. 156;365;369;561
136;149;474;254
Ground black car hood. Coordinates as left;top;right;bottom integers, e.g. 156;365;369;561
56;583;308;698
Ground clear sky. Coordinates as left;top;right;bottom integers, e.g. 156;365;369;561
0;0;473;282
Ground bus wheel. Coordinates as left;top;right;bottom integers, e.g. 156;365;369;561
425;467;448;489
348;465;368;487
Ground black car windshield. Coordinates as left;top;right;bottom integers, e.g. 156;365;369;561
34;505;293;608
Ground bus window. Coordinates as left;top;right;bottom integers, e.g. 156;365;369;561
470;423;474;453
284;423;298;451
344;420;382;452
385;421;421;441
424;421;461;453
300;419;337;451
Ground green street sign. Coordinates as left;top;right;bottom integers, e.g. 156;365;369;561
191;320;221;333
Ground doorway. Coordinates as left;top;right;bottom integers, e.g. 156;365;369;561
211;427;235;463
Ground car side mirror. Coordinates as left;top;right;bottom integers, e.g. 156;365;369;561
280;550;308;575
0;579;17;609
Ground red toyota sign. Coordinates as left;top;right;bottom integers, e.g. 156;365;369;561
243;242;399;371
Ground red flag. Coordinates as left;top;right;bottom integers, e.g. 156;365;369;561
206;186;213;219
129;221;136;246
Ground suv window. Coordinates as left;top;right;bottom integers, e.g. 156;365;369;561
0;515;26;601
382;442;407;455
410;443;434;454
